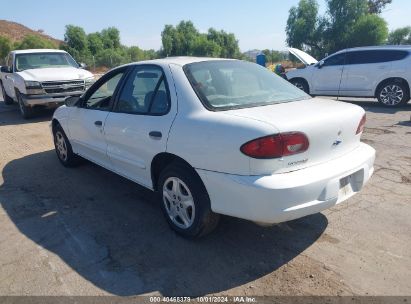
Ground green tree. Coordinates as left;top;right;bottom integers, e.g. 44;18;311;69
87;32;104;55
0;36;12;64
96;48;125;68
193;35;221;57
207;28;240;58
286;0;390;58
161;21;241;58
64;25;88;53
368;0;392;14
324;0;369;52
101;27;121;49
62;25;90;64
161;25;180;56
15;34;57;50
387;26;411;45
348;14;388;47
286;0;320;52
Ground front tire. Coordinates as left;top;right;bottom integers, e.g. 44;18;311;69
53;124;80;167
377;81;409;107
158;163;220;238
16;90;35;119
0;82;14;105
290;79;309;94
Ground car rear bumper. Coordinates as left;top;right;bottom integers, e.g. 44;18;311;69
196;142;375;224
21;92;83;107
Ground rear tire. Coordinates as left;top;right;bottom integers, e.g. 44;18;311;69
53;123;81;167
16;90;35;119
0;82;14;105
377;81;409;107
158;162;220;238
290;79;309;94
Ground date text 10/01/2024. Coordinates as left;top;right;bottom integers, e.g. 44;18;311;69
149;296;257;303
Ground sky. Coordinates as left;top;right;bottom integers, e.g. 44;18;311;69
1;0;410;52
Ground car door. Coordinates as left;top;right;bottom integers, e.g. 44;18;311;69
68;67;128;169
310;52;346;96
104;64;177;189
339;50;392;97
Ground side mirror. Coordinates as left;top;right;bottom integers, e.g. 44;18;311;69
79;63;87;69
317;60;325;69
1;66;12;73
65;96;81;107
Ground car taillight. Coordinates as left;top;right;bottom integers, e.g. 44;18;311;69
240;132;309;159
356;114;366;134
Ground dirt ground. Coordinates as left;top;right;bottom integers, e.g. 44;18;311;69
0;94;410;297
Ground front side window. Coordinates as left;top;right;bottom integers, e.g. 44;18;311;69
84;71;124;110
323;53;346;66
115;66;170;115
184;60;309;111
14;52;79;72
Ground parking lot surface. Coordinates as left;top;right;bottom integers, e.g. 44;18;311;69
0;94;410;296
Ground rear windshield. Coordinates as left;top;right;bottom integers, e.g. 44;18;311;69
183;60;310;111
15;52;79;72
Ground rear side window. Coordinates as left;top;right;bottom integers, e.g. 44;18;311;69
346;50;409;65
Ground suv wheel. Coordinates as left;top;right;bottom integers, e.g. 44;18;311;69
290;79;309;94
158;163;220;238
377;81;409;107
0;82;14;105
16;90;35;119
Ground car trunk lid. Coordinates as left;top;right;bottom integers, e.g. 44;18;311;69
224;98;365;175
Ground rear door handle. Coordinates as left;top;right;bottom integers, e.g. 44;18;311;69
149;131;162;139
94;121;103;127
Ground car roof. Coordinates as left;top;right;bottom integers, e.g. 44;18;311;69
122;56;237;68
10;49;67;55
337;45;411;53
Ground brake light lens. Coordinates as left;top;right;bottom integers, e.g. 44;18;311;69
240;132;309;159
356;114;366;134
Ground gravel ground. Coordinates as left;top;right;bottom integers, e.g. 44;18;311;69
0;94;410;297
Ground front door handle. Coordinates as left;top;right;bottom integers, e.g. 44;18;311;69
94;121;103;127
149;131;162;139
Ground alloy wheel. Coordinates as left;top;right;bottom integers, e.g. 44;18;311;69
162;177;195;229
380;84;404;106
55;131;68;162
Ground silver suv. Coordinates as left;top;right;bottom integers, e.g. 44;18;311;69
286;46;411;107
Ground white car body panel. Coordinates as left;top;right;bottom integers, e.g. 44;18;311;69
67;107;111;169
53;57;375;224
103;64;178;188
198;142;374;223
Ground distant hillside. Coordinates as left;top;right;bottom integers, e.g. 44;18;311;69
0;19;62;46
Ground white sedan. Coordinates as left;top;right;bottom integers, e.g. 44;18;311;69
52;57;375;238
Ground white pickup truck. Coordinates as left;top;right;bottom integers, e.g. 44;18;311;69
0;49;94;118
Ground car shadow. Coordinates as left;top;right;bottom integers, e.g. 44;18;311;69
0;150;328;296
0;102;55;126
